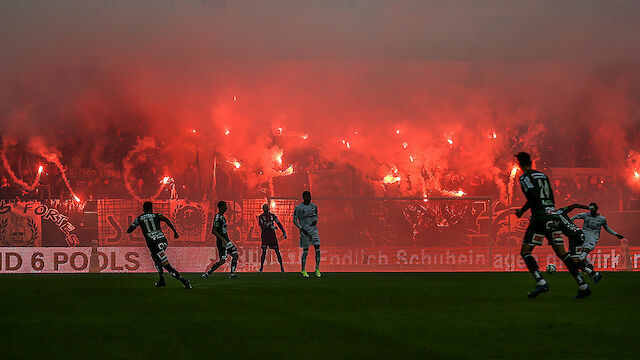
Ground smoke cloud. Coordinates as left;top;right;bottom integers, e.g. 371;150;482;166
1;0;640;201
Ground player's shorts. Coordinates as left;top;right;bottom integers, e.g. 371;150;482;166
581;238;598;253
216;238;238;260
522;214;563;247
261;233;279;249
147;239;168;265
557;218;585;257
300;229;320;248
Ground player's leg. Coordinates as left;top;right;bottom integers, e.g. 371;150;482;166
156;241;190;288
205;258;226;276
579;242;602;283
300;232;310;277
313;243;321;277
259;245;267;272
273;246;285;272
154;262;166;287
550;233;590;298
149;244;166;287
520;222;548;295
161;260;192;289
301;248;310;277
521;241;548;297
569;232;595;276
228;244;239;278
204;241;228;278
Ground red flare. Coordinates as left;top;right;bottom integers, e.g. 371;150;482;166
383;174;401;184
510;166;518;178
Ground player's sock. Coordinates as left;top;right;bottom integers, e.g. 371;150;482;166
560;253;587;289
259;248;267;271
315;249;321;270
155;264;165;281
275;249;284;271
164;263;184;281
230;255;238;273
207;260;224;274
579;260;595;275
522;253;546;286
301;248;309;272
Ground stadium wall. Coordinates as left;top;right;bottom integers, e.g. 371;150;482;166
2;200;638;273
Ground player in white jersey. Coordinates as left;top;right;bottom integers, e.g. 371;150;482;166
293;191;321;278
571;203;624;278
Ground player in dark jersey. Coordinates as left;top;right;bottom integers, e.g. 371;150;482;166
127;201;192;289
514;152;590;298
258;203;287;272
556;203;603;282
519;201;602;282
202;201;239;279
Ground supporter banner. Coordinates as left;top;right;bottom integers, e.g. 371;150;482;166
0;202;41;247
169;200;208;244
97;199;170;246
1;246;639;273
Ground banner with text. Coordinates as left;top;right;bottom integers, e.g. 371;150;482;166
1;246;639;273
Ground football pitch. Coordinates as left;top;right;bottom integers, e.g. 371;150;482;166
1;272;638;359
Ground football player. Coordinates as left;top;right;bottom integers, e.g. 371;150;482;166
571;202;624;281
258;203;287;272
127;201;192;289
202;201;239;279
293;191;321;278
514;152;590;298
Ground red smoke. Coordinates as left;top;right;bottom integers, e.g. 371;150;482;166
1;2;640;202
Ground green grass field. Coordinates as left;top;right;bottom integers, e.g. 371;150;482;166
1;272;638;359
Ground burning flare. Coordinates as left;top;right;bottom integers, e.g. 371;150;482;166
383;174;402;184
228;159;241;169
442;189;466;197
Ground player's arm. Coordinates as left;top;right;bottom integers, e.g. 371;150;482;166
515;201;531;218
311;205;318;226
571;212;587;222
565;203;589;213
602;218;624;239
292;208;309;235
211;228;227;243
158;214;179;238
126;217;139;233
211;219;230;245
275;217;287;239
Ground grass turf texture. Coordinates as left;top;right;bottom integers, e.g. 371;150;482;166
1;272;638;359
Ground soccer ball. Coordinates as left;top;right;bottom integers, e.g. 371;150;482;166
546;264;557;274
